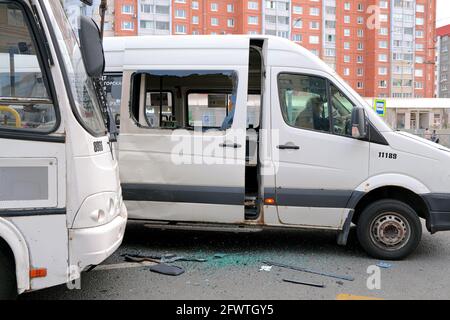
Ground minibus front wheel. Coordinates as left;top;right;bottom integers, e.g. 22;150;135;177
357;199;422;260
0;248;17;300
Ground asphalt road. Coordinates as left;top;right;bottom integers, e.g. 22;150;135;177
21;221;450;300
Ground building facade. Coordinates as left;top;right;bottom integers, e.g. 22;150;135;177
437;25;450;98
65;0;436;98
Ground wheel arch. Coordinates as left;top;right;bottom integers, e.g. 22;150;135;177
352;183;430;231
0;218;30;294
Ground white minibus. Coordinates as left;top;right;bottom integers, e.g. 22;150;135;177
104;35;450;260
0;0;127;298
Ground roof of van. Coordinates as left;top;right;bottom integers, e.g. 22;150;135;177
103;35;333;73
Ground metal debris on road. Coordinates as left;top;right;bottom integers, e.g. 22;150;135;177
263;260;354;282
123;253;207;264
162;256;208;263
92;261;156;271
123;254;160;264
282;278;325;288
213;253;227;259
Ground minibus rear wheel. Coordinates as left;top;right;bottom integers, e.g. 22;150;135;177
357;199;422;260
0;249;17;300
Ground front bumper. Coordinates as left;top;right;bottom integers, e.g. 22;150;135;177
69;202;127;271
422;194;450;233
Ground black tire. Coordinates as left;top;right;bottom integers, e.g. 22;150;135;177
0;249;17;300
357;199;422;260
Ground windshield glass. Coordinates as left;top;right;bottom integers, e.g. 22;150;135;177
47;1;106;136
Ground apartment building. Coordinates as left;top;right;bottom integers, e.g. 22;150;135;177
436;24;450;98
171;0;263;35
65;0;436;98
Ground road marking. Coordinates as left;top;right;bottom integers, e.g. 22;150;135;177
336;294;384;300
92;261;157;271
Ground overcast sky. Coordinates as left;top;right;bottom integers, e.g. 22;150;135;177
437;0;450;27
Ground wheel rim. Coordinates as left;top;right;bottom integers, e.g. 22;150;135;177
369;212;411;251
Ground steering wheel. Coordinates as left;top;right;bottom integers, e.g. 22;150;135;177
0;105;22;128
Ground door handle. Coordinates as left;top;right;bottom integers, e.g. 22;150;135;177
220;143;242;148
277;144;300;150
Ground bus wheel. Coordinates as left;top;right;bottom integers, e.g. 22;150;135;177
357;199;422;260
0;249;17;300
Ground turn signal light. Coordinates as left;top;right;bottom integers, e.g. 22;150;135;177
264;198;276;205
30;268;47;279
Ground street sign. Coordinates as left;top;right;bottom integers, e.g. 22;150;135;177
373;99;386;117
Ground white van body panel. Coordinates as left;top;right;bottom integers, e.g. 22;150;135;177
127;201;243;223
103;35;381;229
104;35;450;237
277;208;350;230
103;37;125;73
269;66;368;228
368;131;450;194
115;36;250;224
355;174;431;195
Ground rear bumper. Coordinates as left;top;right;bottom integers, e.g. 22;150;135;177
422;194;450;233
69;203;127;271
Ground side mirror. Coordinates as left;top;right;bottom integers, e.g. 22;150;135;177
351;107;368;139
79;16;105;78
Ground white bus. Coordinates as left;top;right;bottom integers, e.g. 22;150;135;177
104;35;450;261
0;0;127;299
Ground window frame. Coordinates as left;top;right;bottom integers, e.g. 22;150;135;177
277;72;331;135
276;72;364;141
0;0;61;141
129;70;238;131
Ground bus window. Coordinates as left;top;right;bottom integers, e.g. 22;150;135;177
0;2;56;132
